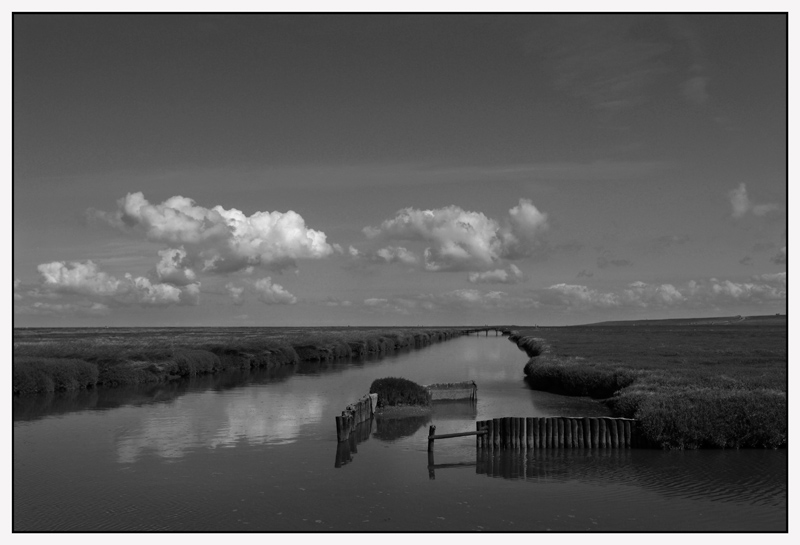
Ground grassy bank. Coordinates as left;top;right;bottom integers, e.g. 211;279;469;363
13;327;465;395
510;315;786;449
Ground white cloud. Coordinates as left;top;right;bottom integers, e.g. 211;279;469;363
540;276;785;310
376;246;420;266
468;264;525;284
36;260;200;306
38;260;123;296
544;284;621;308
253;277;296;305
500;199;549;259
728;183;779;219
91;192;334;273
14;301;111;317
154;247;197;285
621;281;685;306
225;283;245;305
363;199;548;271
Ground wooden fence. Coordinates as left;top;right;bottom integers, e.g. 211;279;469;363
427;416;638;450
335;393;378;442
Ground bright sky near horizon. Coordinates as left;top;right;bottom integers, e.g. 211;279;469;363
13;12;787;327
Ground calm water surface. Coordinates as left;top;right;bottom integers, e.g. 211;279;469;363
13;336;786;531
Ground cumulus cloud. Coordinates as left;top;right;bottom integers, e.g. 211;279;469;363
620;281;685;307
728;183;779;219
323;297;352;307
469;264;524;284
363;199;548;271
14;301;111;317
543;284;621;308
539;276;784;310
771;246;786;264
154;247;197;285
739;256;754;266
576;269;594;278
91;192;334;273
225;283;245;305
36;260;200;306
253;277;296;305
376;246;420;266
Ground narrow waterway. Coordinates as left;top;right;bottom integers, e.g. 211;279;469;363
13;335;786;531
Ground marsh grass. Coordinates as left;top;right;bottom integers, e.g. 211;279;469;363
370;377;432;407
13;327;462;395
13;357;99;394
515;317;786;448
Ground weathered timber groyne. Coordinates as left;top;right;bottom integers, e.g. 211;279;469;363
473;417;638;449
425;381;478;401
335;393;377;442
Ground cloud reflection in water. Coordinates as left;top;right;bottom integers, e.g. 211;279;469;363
116;389;323;463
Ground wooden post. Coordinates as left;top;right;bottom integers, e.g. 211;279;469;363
557;418;565;448
515;418;521;448
606;418;612;447
540;417;547;448
335;416;343;442
492;418;499;449
487;419;494;450
428;425;436;452
583;417;591;448
609;418;618;447
565;418;573;448
526;418;533;449
547;418;555;448
504;417;511;449
591;418;599;448
476;421;482;448
576;419;584;448
532;418;540;449
598;418;606;448
624;420;631;448
520;418;526;448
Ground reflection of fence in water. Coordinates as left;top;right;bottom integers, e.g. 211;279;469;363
334;419;374;468
474;448;633;482
427;448;633;480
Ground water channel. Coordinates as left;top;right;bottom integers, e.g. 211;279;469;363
13;335;787;531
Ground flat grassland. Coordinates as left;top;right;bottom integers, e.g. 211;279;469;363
515;315;786;449
13;327;463;396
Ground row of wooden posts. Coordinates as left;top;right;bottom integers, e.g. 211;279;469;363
335;393;377;443
427;416;637;451
474;417;636;449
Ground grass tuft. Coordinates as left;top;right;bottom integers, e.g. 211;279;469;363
369;377;431;407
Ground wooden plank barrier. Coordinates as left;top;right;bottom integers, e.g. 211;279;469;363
466;417;638;450
335;393;378;443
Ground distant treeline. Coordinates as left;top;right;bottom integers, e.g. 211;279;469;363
13;327;465;396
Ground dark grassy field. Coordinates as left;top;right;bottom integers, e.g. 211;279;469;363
513;315;787;449
12;327;465;395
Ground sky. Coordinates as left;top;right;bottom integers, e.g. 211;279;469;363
12;12;788;327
